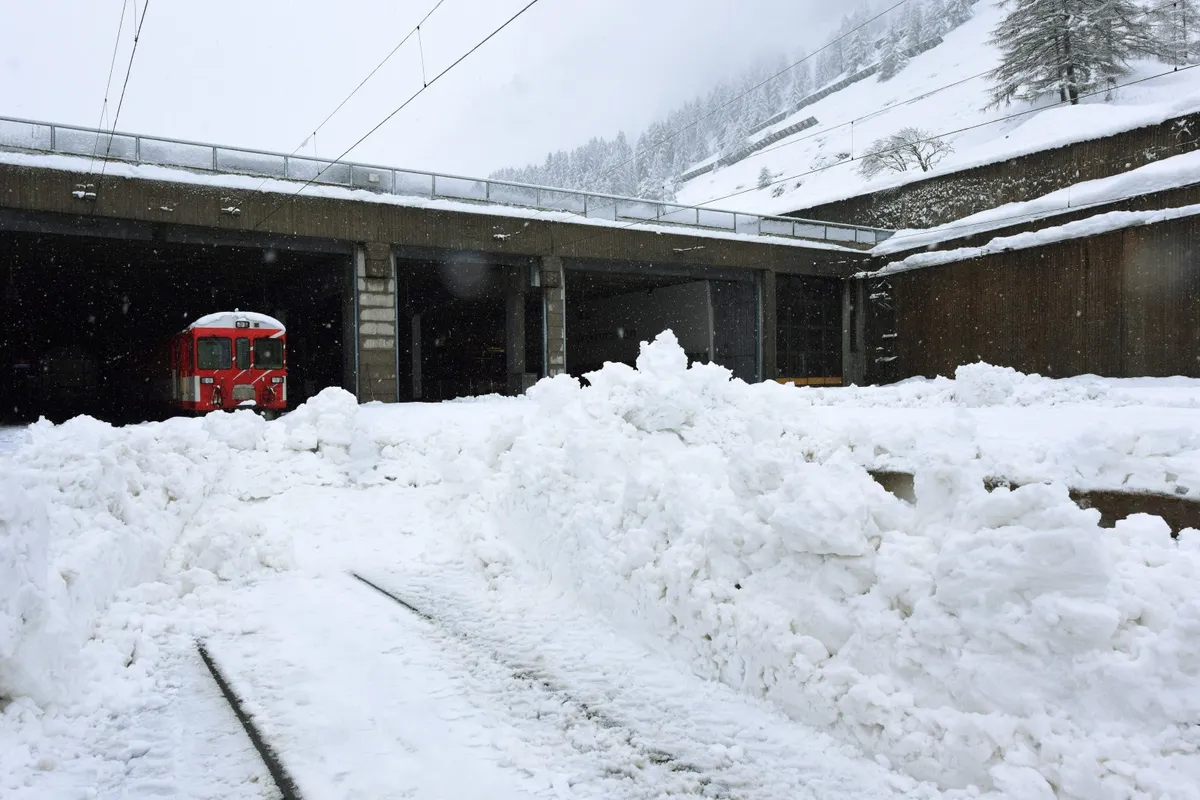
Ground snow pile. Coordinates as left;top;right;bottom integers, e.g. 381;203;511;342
0;389;368;706
950;362;1115;407
487;332;1200;798
785;362;1124;409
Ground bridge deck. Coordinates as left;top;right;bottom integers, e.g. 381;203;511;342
0;114;891;250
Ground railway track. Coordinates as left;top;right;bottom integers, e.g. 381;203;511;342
196;569;929;800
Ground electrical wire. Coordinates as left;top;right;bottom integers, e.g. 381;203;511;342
88;0;131;172
94;0;151;194
291;1;446;159
537;63;1200;259
508;0;915;224
251;0;544;231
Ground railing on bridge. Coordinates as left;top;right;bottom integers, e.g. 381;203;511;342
0;114;893;246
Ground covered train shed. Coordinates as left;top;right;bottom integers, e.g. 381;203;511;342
0;222;353;424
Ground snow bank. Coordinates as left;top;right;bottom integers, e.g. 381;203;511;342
0;389;365;706
486;333;1200;798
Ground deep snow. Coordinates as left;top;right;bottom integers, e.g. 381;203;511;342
2;337;1199;798
677;2;1200;217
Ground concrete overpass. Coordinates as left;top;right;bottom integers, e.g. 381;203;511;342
0;116;887;419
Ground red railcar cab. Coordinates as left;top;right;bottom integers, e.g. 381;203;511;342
169;311;287;417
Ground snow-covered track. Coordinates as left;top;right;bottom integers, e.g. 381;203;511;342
197;642;304;800
349;571;725;797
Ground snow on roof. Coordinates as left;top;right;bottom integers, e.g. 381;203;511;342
873;149;1200;256
187;310;285;332
0;150;860;254
866;201;1200;277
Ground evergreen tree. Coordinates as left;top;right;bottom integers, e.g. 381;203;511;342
790;57;813;106
845;27;870;73
945;0;974;29
878;27;910;81
1148;0;1200;66
748;81;774;128
815;47;841;85
925;0;949;39
765;56;787;115
904;0;927;50
987;0;1153;107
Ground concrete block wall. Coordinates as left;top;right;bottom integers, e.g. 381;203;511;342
356;242;398;402
541;256;567;377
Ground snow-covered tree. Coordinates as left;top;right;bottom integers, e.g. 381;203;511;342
924;0;949;39
757;166;773;189
845;27;870;73
904;0;927;50
945;0;974;29
815;46;842;85
748;81;774;128
789;56;813;106
858;127;953;177
1148;0;1200;66
877;27;910;81
987;0;1155;107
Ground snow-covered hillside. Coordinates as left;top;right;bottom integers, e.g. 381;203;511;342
3;336;1200;798
678;1;1200;217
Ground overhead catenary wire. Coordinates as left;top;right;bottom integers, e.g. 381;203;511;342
526;0;1186;224
251;0;544;231
284;0;447;162
509;0;914;225
696;62;1200;212
538;62;1200;259
94;0;152;196
89;0;131;172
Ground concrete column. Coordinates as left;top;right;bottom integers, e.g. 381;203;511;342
506;266;528;395
356;242;399;403
761;270;778;381
541;256;567;377
842;279;867;386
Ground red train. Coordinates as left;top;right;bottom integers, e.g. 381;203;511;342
167;311;287;419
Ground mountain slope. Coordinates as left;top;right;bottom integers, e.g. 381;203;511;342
676;1;1200;219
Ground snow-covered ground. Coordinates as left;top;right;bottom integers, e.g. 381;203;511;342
678;2;1200;216
3;338;1200;798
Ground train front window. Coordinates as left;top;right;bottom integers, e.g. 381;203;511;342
235;338;250;370
196;337;231;370
254;338;283;369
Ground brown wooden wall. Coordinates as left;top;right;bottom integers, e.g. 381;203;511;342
865;215;1200;382
793;111;1200;231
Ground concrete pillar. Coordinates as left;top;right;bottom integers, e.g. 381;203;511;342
761;270;778;381
506;266;527;395
842;279;867;386
541;256;567;377
356;242;399;403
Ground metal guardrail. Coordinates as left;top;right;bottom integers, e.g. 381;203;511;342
0;114;894;246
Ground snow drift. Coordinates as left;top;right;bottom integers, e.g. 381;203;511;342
0;389;360;705
486;332;1200;798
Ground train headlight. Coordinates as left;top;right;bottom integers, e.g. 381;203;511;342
270;376;284;384
200;377;214;384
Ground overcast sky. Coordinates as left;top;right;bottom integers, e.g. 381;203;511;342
3;0;843;176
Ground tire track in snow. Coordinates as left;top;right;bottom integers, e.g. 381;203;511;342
351;571;725;798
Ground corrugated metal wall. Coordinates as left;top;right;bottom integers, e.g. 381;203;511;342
863;216;1200;382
